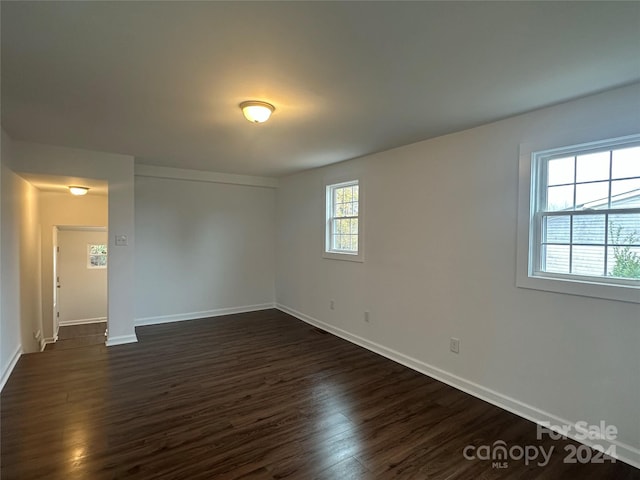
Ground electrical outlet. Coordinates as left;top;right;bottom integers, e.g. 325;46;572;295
364;311;370;323
450;337;460;354
330;300;335;310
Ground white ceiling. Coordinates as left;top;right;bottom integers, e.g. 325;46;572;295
2;2;639;177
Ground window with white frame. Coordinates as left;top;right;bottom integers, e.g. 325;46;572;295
325;180;361;259
88;244;108;269
527;136;640;290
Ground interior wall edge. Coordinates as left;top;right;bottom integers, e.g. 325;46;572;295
134;164;279;189
134;303;276;327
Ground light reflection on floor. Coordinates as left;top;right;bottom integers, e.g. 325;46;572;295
313;379;363;472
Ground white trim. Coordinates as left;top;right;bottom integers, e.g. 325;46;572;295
34;330;46;352
324;178;365;263
276;303;640;470
135;164;279;189
57;226;107;232
135;303;275;326
0;345;23;392
59;317;107;326
105;334;138;347
517;138;640;304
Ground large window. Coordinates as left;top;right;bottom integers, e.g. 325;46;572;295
518;135;640;302
325;180;362;261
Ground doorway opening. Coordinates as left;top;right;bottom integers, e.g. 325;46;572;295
49;226;108;350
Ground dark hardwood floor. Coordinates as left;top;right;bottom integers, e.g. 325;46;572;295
1;310;637;479
45;322;107;351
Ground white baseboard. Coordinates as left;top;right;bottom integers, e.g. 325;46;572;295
105;334;138;347
59;317;107;326
33;330;46;352
276;303;640;470
0;345;23;392
134;303;276;327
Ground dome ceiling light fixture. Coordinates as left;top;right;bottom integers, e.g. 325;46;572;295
69;186;89;196
240;100;275;124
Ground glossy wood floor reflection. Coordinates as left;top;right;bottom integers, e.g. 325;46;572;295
1;310;636;479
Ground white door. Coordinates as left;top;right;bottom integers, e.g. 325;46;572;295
57;228;108;326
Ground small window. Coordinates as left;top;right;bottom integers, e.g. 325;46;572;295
325;180;363;261
88;244;108;269
518;134;640;303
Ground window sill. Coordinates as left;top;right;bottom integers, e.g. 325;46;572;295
323;251;364;263
516;273;640;304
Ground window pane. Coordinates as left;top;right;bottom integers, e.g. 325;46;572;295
89;244;107;255
576;151;610;183
607;246;640;279
333;233;357;251
575;181;609;209
352;185;359;201
350;235;358;251
608;214;640;245
547;157;575;186
573;215;605;244
612;146;640;179
343;203;354;216
350;219;358;234
544;216;570;243
572;246;605;276
611;178;640;208
547;185;574;211
543;245;570;273
334;219;351;234
90;255;107;267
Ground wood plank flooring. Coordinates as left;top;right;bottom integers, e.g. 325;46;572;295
1;310;637;479
45;322;107;351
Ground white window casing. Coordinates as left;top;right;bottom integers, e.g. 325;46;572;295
517;134;640;304
324;179;364;262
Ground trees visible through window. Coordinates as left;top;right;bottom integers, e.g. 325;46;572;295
326;180;360;255
88;244;108;269
533;139;640;282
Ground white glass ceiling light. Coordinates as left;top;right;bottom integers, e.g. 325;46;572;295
69;186;89;196
240;101;275;123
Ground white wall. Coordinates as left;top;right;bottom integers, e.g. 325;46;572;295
135;175;276;323
0;132;21;388
39;192;108;339
57;230;108;324
1;130;43;390
275;83;640;463
8;141;136;345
